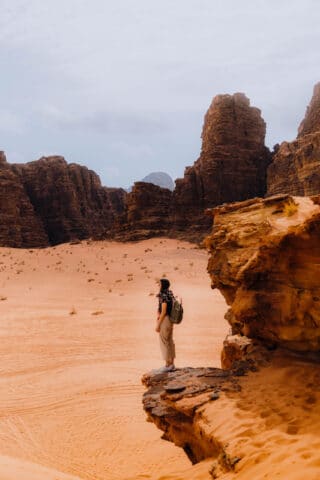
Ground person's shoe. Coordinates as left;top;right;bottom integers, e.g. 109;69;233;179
166;364;175;372
152;365;175;374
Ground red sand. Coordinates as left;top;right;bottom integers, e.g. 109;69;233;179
0;238;228;479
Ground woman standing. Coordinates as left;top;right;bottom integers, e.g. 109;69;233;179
155;278;176;372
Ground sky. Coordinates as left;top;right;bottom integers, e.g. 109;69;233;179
0;0;320;188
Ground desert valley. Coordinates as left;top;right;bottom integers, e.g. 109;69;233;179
1;76;320;480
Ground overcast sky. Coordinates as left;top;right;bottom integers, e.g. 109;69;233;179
0;0;319;188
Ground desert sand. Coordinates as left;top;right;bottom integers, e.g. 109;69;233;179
0;238;228;480
1;238;319;480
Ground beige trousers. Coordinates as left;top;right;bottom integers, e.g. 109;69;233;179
159;315;175;363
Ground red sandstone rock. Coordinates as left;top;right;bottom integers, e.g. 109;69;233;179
0;152;48;247
267;83;320;197
11;156;126;245
298;82;320;137
173;93;271;235
114;181;173;240
206;195;320;351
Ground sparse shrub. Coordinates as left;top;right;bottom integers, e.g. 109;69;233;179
283;199;298;217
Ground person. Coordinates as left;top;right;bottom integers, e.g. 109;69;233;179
155;278;176;372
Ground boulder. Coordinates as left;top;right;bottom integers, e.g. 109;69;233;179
206;194;320;351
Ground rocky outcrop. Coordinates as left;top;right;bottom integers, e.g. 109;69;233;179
0;152;48;247
142;351;320;480
0;154;126;247
298;82;320;137
173;93;271;235
114;181;173;241
142;367;243;465
206;194;320;351
267;83;320;197
12;156;127;245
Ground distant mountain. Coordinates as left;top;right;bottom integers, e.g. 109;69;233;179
141;171;174;191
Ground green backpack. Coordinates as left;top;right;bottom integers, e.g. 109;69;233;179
169;297;183;324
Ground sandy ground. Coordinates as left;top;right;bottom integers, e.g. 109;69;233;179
0;238;228;480
157;352;320;480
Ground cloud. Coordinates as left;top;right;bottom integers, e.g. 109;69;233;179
0;0;320;187
0;110;25;134
37;105;169;135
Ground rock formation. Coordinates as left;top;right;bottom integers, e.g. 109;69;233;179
5;84;320;248
12;156;126;245
141;171;175;191
0;154;126;248
142;349;320;479
298;82;320;137
142;193;320;480
206;194;320;351
267;82;320;196
173;93;271;235
142;367;243;465
0;152;48;247
114;181;173;241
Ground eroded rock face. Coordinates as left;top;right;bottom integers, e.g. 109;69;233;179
114;181;173;240
12;156;126;245
173;93;271;235
298;82;320;137
267;83;320;197
0;152;48;247
206;195;320;351
142;367;241;465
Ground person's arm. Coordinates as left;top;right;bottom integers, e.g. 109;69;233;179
155;302;167;332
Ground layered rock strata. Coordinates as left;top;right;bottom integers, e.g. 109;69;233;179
267;82;320;196
12;156;127;245
206;194;320;351
143;352;320;480
173;93;271;234
142;367;243;465
0;152;48;247
114;182;173;241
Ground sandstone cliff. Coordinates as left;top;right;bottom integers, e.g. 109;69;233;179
206;194;320;351
142;194;320;480
0;154;126;248
12;156;126;245
114;181;173;241
173;93;271;235
0;152;48;247
267;82;320;196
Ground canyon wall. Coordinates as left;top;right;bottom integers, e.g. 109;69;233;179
2;83;320;247
142;194;320;479
0;152;48;247
267;82;320;196
0;154;126;247
206;194;320;351
12;156;126;245
118;93;271;240
114;182;173;241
